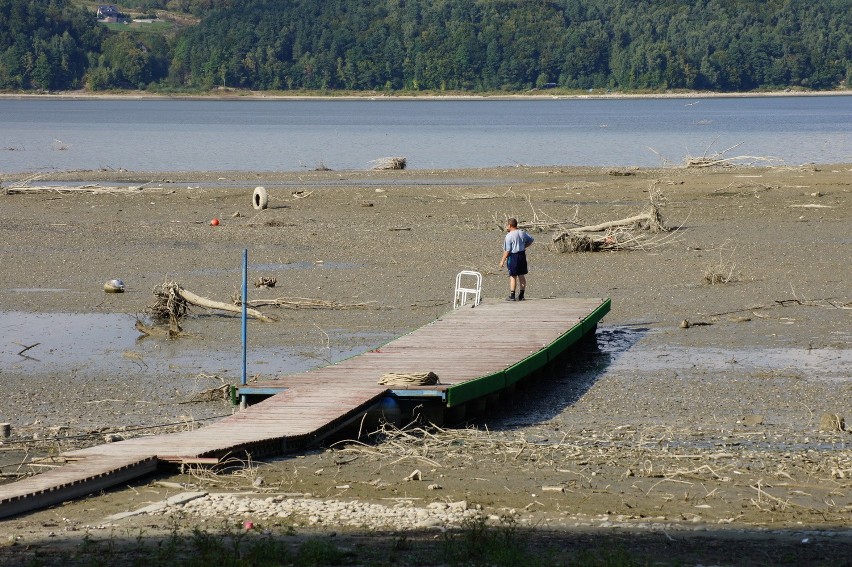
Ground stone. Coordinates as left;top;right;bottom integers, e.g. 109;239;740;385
741;415;765;427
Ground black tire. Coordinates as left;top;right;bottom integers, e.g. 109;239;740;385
253;186;269;210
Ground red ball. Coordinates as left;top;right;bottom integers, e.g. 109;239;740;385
210;218;220;226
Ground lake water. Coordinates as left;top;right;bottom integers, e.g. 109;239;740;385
1;95;850;173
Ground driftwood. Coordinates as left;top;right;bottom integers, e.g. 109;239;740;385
648;139;781;168
685;155;779;168
370;157;406;170
551;233;609;253
550;204;671;253
4;184;148;195
180;385;231;404
147;282;275;330
547;185;681;253
181;286;275;322
683;140;781;168
494;190;675;254
569;210;665;233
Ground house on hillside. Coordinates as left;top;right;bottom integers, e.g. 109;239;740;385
97;5;120;22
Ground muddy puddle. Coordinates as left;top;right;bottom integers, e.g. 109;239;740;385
1;311;394;380
5;315;845;406
3;313;848;453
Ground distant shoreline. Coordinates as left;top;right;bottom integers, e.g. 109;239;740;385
1;88;850;102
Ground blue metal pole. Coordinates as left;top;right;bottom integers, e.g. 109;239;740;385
241;249;248;391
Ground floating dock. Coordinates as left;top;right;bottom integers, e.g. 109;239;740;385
0;297;609;519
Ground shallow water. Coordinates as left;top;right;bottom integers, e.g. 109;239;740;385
0;311;393;380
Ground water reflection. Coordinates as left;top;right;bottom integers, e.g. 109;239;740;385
0;311;391;378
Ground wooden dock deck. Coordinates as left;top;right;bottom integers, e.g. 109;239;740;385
0;297;609;519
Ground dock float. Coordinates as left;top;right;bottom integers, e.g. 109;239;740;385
0;297;609;519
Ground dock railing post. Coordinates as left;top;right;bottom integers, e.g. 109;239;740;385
240;249;248;409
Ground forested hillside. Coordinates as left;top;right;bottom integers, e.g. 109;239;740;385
170;0;852;92
2;0;850;93
0;0;105;90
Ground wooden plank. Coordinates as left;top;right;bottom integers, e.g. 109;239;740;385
0;455;158;519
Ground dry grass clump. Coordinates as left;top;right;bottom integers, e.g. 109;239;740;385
183;455;263;487
704;266;738;285
704;243;740;284
334;423;588;470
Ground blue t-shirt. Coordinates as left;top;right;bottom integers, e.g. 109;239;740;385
504;229;534;253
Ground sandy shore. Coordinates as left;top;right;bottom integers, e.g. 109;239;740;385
0;164;850;563
2;88;850;102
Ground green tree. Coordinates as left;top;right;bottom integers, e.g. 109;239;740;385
0;0;103;90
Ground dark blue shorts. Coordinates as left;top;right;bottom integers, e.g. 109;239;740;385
507;251;528;276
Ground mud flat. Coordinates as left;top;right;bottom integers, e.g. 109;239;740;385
0;164;850;564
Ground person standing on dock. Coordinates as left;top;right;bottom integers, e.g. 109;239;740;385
498;217;534;301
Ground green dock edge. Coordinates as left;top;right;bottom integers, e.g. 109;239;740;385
444;298;611;407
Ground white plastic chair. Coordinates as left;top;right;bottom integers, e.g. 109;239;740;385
454;270;482;308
